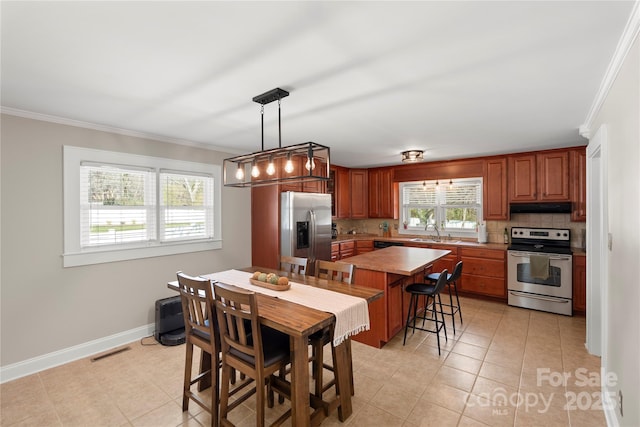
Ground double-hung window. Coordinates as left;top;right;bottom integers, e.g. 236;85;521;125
64;146;222;267
398;178;483;238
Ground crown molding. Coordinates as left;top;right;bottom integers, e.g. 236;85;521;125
579;0;640;139
0;106;244;155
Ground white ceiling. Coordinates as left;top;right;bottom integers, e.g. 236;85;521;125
1;1;634;168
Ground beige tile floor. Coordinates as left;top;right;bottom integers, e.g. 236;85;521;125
1;296;607;427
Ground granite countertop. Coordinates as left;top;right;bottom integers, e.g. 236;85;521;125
340;246;451;276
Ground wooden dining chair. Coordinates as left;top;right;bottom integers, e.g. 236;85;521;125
213;282;292;427
311;260;356;400
279;255;308;275
315;260;354;284
176;271;220;427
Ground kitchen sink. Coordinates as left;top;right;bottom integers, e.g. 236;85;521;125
410;238;462;244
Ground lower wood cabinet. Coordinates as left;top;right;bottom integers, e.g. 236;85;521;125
429;245;459;274
459;247;506;298
356;240;374;254
573;255;586;313
331;242;339;261
339;241;355;259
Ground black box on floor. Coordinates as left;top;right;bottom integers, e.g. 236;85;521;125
154;296;185;346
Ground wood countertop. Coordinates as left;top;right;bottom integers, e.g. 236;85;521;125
339;246;450;276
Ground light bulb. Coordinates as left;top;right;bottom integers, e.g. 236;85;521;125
266;157;276;176
284;154;294;173
305;157;316;171
251;162;260;178
235;164;245;180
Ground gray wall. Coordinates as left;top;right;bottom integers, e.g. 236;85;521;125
0;114;252;366
591;35;639;426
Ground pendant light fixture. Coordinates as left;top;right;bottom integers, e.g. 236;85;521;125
223;88;330;187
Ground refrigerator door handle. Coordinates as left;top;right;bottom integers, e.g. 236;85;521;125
308;209;316;266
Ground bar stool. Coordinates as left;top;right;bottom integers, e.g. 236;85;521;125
425;261;463;334
403;269;449;355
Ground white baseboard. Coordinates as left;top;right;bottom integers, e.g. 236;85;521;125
0;323;155;384
602;385;620;427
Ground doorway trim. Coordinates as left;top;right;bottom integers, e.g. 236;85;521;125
586;124;608;359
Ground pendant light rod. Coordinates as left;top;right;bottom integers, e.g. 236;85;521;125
278;98;282;148
261;105;264;151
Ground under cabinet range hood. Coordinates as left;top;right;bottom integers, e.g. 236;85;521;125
509;202;572;214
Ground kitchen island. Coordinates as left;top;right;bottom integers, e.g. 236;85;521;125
340;246;450;348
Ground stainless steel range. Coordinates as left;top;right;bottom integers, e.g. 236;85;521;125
507;227;573;316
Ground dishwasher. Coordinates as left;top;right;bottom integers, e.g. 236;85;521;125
373;240;404;249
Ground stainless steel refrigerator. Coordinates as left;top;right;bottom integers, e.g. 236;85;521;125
280;192;332;276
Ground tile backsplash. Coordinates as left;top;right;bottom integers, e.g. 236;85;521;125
335;213;586;248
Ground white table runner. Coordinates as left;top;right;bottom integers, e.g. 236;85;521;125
203;269;370;346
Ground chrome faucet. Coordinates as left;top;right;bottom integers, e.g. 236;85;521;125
425;223;441;241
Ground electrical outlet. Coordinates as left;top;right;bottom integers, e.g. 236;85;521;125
618;389;623;417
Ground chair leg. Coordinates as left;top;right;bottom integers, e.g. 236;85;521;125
403;293;415;345
211;351;219;427
453;280;463;324
256;376;266;427
218;363;231;425
314;339;325;398
421;294;429;328
437;293;448;342
182;343;193;411
431;295;442;355
277;367;286;404
447;282;456;334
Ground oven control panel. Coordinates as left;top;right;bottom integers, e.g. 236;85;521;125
511;227;570;242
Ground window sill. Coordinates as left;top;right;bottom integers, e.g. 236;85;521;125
63;239;222;267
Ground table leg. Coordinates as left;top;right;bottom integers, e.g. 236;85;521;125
333;338;353;420
291;335;311;427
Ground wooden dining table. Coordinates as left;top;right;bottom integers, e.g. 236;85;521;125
167;266;383;427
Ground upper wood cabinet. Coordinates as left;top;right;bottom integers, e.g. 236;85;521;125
368;167;395;218
508;151;570;202
508;154;537;201
570;148;587;222
484;158;508;220
350;169;368;218
538;151;570;201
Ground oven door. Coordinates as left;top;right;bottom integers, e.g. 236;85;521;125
507;250;572;299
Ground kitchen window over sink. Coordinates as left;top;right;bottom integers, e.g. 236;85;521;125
63;146;222;267
399;178;483;238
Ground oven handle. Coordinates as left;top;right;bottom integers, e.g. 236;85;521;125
508;252;572;261
509;291;570;303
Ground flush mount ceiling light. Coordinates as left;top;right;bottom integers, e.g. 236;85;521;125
401;150;424;163
223;88;330;188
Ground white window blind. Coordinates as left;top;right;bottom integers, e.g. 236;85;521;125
159;170;214;242
80;164;156;247
399;178;483;236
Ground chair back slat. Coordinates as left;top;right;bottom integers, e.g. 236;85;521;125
279;255;308;275
315;260;355;284
176;271;217;350
214;282;262;369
